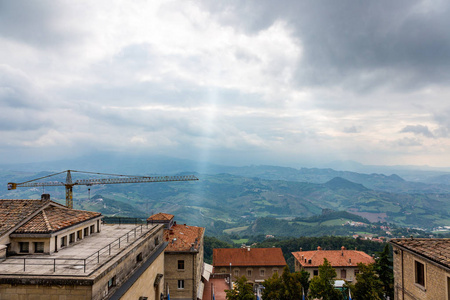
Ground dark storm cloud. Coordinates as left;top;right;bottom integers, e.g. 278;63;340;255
201;0;450;91
0;1;77;47
400;125;435;138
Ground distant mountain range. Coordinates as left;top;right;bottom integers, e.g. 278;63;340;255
2;153;450;235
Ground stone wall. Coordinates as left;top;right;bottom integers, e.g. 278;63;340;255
0;284;92;300
120;252;165;300
219;265;283;285
393;245;450;300
165;252;197;300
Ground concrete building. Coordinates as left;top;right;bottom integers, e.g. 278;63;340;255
0;197;167;300
148;213;206;300
213;247;286;289
390;238;450;300
292;246;375;283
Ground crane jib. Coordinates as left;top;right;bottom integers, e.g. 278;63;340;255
7;170;198;208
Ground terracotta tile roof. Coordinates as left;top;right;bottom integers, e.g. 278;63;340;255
213;248;287;267
14;205;101;234
147;212;174;222
390;238;450;269
164;223;204;252
0;199;49;238
292;246;375;268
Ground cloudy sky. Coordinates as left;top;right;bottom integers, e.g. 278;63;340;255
1;0;450;168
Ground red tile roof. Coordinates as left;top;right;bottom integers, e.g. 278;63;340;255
0;199;50;238
147;212;174;222
213;248;286;267
292;246;375;268
390;238;450;269
14;206;101;234
164;223;204;252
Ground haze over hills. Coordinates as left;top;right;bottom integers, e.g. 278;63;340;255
2;153;450;236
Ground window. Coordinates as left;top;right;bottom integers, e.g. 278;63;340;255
415;261;425;287
84;227;89;237
34;242;44;253
247;270;252;277
178;260;185;270
178;280;185;289
273;269;278;275
136;252;143;263
260;269;265;277
90;225;95;234
19;242;29;253
108;276;116;291
341;269;347;279
313;270;319;276
155;237;160;246
447;277;450;300
77;230;82;240
234;270;239;277
61;236;67;247
69;233;75;244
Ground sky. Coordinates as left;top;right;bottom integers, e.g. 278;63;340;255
1;0;450;168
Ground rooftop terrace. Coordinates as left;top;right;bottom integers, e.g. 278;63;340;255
0;224;161;277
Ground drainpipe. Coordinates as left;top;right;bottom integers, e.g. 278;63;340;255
193;255;196;300
401;249;404;300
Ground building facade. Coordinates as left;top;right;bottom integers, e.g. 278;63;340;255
390;238;450;300
213;247;287;287
292;246;375;283
148;213;206;300
0;197;167;300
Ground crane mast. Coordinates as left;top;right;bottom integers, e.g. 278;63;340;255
8;170;198;209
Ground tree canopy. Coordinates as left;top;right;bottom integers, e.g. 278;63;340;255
225;276;254;300
308;258;343;300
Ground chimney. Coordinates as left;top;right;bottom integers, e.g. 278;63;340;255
247;247;251;252
300;247;303;251
341;246;346;256
41;194;50;201
317;246;322;251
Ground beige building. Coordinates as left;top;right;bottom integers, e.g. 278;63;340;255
213;247;287;288
148;213;206;300
390;238;450;300
0;196;167;300
292;246;375;283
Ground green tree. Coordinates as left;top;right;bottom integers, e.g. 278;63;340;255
225;276;254;300
308;258;343;300
262;266;308;300
261;271;284;300
375;244;394;299
352;263;383;300
297;268;310;296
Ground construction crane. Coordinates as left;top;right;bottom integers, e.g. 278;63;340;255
7;170;198;209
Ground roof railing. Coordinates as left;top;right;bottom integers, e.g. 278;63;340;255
1;223;157;274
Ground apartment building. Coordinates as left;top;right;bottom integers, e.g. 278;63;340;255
148;213;206;300
0;196;167;300
213;247;287;288
292;246;375;283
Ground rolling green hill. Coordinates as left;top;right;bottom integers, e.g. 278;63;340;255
3;170;450;234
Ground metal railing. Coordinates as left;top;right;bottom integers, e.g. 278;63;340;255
102;216;146;225
2;223;155;274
